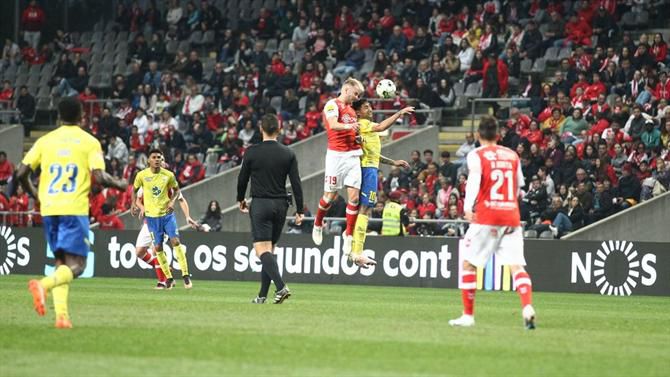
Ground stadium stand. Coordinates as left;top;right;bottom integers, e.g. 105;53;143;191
0;0;669;237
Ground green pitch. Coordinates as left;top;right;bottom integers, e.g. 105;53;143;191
1;276;668;376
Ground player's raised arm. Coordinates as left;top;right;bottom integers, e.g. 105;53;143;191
92;169;127;191
371;107;415;132
379;154;410;168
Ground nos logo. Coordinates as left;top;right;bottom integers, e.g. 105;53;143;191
571;240;656;296
0;226;31;275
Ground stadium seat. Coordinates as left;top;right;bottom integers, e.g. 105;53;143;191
464;81;482;97
636;11;649;26
178;40;191;54
520;59;533;75
189;31;203;46
523;230;538;238
453;81;465;97
270;96;282;112
202;30;215;47
298;96;307;115
557;47;572;61
543;47;559;63
539;230;554;239
36;97;51;111
622;12;637;28
278;38;290;52
205;151;219;177
166;40;179;56
531;58;546;73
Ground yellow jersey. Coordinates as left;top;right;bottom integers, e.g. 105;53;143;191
133;167;178;217
22;125;105;216
359;118;382;168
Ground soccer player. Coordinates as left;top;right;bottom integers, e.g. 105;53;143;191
312;78;364;254
134;171;198;289
131;149;192;289
19;97;127;329
350;99;413;266
449;115;536;329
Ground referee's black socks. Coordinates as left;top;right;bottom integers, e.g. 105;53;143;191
260;252;285;291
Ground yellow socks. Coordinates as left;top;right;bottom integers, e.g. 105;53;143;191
173;244;190;277
40;265;73;291
155;250;173;279
52;284;70;319
351;214;369;257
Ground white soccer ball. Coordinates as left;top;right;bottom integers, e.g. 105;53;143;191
201;224;211;232
376;79;397;99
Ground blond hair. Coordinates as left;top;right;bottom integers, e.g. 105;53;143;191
343;77;364;92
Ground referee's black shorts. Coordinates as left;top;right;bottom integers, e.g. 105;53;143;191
249;198;289;244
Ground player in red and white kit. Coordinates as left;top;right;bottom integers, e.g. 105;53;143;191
311;78;374;265
449;115;536;329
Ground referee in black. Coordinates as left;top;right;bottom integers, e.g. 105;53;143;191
237;113;304;304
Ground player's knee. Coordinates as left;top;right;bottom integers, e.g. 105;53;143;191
348;198;359;207
65;255;87;277
462;260;476;272
136;247;148;258
321;194;333;204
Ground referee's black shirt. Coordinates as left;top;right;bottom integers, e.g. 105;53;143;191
236;140;304;213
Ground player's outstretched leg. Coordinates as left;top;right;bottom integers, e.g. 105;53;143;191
350;213;376;268
313;195;332;245
28;264;73;319
449;264;477;327
512;267;536;330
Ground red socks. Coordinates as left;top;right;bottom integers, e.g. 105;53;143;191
141;251;166;282
345;202;359;236
460;270;477;315
315;197;332;227
514;271;533;308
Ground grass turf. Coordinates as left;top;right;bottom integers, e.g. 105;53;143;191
1;275;669;376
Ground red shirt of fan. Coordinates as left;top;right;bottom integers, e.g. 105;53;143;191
322;99;361;153
468;146;523;227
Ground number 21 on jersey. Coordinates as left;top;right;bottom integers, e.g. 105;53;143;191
48;163;79;194
490;169;514;201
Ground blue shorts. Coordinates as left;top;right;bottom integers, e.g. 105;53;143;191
42;216;91;257
146;213;179;246
360;167;378;208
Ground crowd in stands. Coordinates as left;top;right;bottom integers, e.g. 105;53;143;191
2;0;670;236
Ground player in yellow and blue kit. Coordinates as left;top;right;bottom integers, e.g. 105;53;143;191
131;149;192;289
18;97;127;329
350;99;414;266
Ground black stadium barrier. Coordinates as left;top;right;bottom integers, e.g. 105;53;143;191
1;226;668;296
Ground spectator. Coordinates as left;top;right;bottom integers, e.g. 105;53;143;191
333;42;365;78
56;66;89;97
1;38;21;69
9;184;30;226
641;121;661;150
0;151;13;183
21;0;45;52
186;122;213;154
106;135;129;165
482;54;509;98
16;86;35;129
178;153;205;186
199;200;222;232
97;203;124;230
520;21;543;60
182;85;205;116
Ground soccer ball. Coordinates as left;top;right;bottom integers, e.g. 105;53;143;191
376;79;397;99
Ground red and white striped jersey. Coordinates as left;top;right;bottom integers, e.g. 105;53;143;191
464;145;524;226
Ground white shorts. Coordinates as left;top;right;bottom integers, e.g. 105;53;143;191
461;224;526;268
136;223;152;249
323;153;361;192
